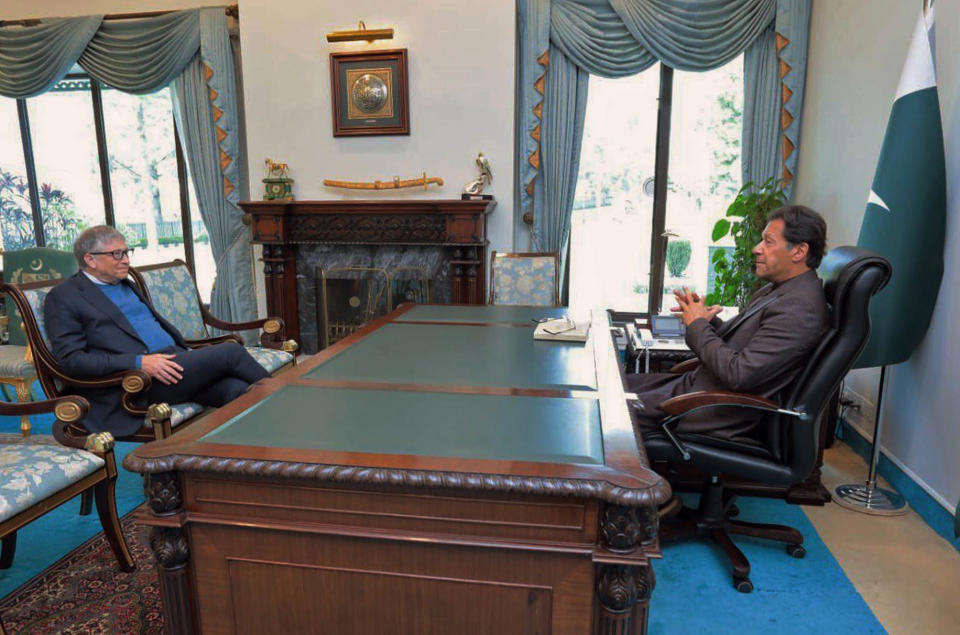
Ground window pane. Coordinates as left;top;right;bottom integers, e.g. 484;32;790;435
27;80;105;250
569;67;660;312
0;99;35;250
663;56;743;310
101;85;186;266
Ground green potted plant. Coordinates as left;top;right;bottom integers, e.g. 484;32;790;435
706;178;786;308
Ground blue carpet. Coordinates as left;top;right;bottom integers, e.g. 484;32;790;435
0;410;146;599
652;494;885;634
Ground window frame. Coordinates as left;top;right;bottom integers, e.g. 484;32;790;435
9;73;198;276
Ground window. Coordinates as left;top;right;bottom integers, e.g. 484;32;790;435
0;99;35;249
27;81;105;251
0;72;214;301
101;85;186;264
570;57;744;314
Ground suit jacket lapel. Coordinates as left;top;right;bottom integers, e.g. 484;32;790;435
75;273;146;345
717;285;779;336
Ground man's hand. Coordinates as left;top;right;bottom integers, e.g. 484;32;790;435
671;287;721;327
140;353;183;385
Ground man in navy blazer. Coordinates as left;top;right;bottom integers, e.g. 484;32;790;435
44;225;269;437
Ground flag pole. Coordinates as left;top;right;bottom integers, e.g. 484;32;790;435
834;366;909;515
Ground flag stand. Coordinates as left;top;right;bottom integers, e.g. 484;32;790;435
834;366;909;516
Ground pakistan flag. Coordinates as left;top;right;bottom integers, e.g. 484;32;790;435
854;5;946;369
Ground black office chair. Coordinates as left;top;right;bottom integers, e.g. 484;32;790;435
642;246;891;593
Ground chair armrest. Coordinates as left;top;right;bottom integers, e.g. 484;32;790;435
659;390;779;416
200;305;285;337
0;393;88;419
654;391;801;461
0;394;99;451
52;368;152;417
186;334;245;348
668;358;700;374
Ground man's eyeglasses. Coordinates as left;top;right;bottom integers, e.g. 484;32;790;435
88;248;134;261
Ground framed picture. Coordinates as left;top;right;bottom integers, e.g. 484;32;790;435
329;49;409;137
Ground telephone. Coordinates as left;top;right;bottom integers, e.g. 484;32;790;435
637;328;654;348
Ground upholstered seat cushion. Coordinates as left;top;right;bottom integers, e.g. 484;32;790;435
0;345;35;379
154;402;207;428
246;346;294;374
0;434;104;523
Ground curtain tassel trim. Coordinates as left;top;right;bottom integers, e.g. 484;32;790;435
524;49;549;229
776;32;795;186
203;61;238;199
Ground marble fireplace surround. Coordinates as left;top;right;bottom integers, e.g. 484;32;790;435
241;199;494;353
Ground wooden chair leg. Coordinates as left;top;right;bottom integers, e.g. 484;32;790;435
0;531;16;569
79;489;94;516
92;480;135;573
15;380;32;437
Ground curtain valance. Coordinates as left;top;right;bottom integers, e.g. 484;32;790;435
0;16;102;97
0;10;201;97
549;0;775;79
79;11;200;94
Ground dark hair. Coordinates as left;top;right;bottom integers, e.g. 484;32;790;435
766;205;827;269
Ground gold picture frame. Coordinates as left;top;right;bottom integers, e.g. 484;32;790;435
330;49;409;137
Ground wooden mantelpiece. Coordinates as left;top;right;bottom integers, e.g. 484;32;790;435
241;199;494;344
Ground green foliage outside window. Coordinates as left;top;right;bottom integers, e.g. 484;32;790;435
665;239;691;277
706;178;786;309
0;168;89;251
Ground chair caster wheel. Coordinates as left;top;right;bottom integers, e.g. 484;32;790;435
726;503;740;518
786;544;806;559
734;577;753;593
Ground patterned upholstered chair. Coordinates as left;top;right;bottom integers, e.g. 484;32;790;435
0;247;79;436
2;278;202;442
488;251;560;306
129;260;297;375
0;394;135;576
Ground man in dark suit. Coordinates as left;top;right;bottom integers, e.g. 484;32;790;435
44;225;270;437
629;205;828;442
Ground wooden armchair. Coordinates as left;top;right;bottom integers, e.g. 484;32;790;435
0;247;79;436
2;278;193;442
0;394;135;578
129;260;298;374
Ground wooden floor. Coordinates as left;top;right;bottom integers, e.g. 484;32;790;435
808;444;960;635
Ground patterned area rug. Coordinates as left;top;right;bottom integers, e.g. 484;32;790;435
0;512;162;634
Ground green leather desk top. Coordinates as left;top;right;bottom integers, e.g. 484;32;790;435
395;305;569;324
202;385;604;465
305;323;597;391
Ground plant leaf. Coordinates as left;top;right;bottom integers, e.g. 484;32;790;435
712;219;730;242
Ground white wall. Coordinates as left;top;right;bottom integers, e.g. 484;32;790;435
238;0;515;252
795;0;960;512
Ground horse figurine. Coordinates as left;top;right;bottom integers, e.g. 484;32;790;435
265;158;290;179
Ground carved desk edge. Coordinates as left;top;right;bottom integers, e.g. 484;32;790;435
122;453;672;508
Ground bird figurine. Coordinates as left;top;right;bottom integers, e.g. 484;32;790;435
463;152;493;195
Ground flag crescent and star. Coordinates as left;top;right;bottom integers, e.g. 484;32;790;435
854;3;946;369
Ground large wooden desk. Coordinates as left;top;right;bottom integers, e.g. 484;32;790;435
125;305;670;634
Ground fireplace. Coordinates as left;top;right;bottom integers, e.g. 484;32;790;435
241;199;494;353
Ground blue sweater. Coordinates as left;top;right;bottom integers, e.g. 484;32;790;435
97;282;175;368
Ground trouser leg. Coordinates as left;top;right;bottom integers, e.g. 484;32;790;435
147;342;269;406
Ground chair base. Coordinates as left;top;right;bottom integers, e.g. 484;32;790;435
660;478;805;593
